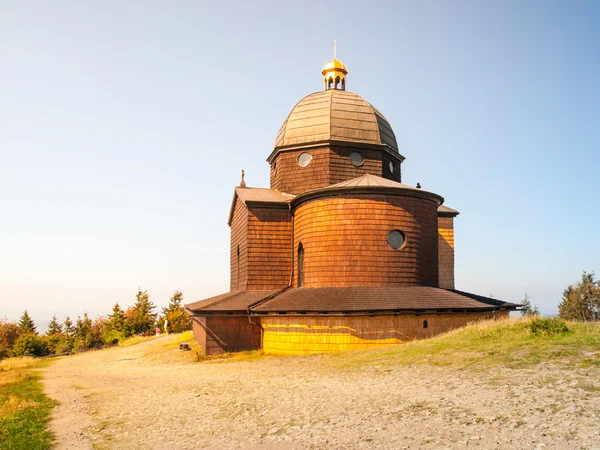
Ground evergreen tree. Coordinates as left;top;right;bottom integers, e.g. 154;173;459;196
558;271;600;321
126;289;157;335
47;315;63;335
103;304;131;344
159;290;191;333
520;294;540;317
59;316;75;353
64;316;73;337
43;315;64;354
107;303;127;333
18;310;37;335
74;313;93;350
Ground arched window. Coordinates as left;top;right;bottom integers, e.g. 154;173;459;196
341;78;346;90
236;245;240;290
335;76;340;89
298;243;304;287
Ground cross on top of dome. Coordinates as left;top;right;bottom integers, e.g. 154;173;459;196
322;40;348;91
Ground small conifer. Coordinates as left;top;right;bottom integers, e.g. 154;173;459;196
18;310;37;335
520;294;540;317
47;315;63;335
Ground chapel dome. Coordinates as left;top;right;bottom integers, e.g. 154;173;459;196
274;89;399;153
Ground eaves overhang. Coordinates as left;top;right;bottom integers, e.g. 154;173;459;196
291;184;444;209
267;139;405;164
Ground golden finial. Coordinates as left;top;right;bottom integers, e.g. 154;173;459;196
240;169;246;188
322;40;348;91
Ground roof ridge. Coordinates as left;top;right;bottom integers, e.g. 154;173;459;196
369;101;383;147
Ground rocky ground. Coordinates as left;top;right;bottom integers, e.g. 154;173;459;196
41;335;600;449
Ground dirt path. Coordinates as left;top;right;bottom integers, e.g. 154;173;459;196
41;335;600;449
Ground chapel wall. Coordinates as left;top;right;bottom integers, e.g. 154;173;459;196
260;311;509;355
270;146;331;194
438;216;456;290
270;145;401;195
246;206;292;290
230;198;249;291
192;315;261;356
327;146;397;184
292;194;439;288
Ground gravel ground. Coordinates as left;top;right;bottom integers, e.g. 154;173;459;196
41;335;600;449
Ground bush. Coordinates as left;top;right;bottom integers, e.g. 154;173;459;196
0;320;19;360
42;333;63;354
12;334;49;357
527;317;570;336
55;338;74;355
102;329;127;346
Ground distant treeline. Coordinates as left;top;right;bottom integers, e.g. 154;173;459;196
521;271;600;321
0;289;191;359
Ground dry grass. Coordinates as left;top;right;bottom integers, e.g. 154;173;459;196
118;334;161;348
328;317;600;370
141;331;271;365
129;319;600;371
0;356;38;372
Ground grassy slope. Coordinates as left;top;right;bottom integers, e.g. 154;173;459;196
151;319;600;371
329;318;600;370
0;358;56;450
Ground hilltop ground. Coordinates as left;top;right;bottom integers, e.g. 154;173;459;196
41;320;600;449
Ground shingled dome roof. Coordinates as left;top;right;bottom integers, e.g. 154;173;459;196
274;90;399;153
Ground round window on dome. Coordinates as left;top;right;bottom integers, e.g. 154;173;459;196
349;152;364;167
387;230;406;250
297;152;312;168
389;161;395;173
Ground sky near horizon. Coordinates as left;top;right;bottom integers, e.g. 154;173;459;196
1;0;599;327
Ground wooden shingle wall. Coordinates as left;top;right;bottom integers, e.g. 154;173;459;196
328;146;401;184
246;206;292;290
261;311;509;355
293;194;439;288
230;198;249;291
438;217;456;290
270;146;331;194
270;145;402;195
192;315;261;356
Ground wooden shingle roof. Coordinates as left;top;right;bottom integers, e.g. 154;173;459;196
227;187;294;225
438;205;460;217
186;287;519;315
186;290;277;312
274;90;399;153
250;287;519;313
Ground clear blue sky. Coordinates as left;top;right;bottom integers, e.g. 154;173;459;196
1;0;599;326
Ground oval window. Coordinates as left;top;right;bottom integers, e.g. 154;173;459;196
349;152;364;167
298;152;312;168
387;230;406;250
389;161;395;173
